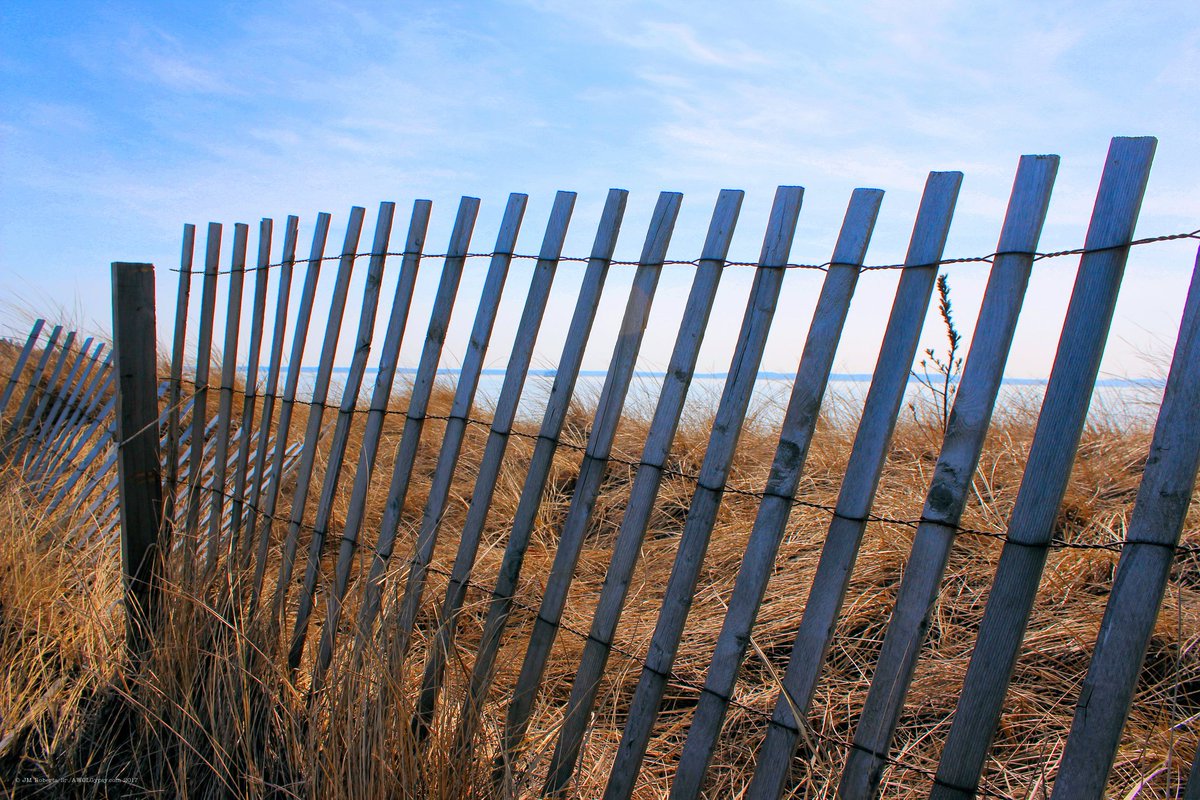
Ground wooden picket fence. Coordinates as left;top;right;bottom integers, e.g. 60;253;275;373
5;135;1200;798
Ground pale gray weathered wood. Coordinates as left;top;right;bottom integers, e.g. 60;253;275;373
38;348;113;495
287;201;396;671
412;190;576;738
499;192;684;776
541;188;745;796
0;324;63;465
384;193;529;670
164;224;195;529
183;223;222;582
603;185;804;800
0;319;46;422
227;218;273;562
670;187;885;800
312;198;431;689
250;213;330;614
272;206;366;623
1050;244;1200;796
10;330;77;469
747;171;963;800
243;216;300;566
204;222;248;576
351;196;480;659
449;189;628;761
840;156;1059;799
927;136;1156;800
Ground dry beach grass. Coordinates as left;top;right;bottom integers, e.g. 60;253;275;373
0;341;1198;798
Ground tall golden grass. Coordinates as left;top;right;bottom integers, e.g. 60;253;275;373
1;343;1197;798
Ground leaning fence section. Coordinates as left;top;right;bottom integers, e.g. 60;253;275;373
6;134;1200;798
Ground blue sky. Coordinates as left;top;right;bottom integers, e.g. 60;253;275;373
2;0;1198;379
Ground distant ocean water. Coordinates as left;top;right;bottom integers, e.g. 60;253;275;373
235;365;1165;429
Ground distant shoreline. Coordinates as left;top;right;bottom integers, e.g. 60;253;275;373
207;364;1165;388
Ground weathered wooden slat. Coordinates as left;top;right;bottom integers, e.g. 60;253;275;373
204;223;249;577
0;324;62;464
272;207;366;623
497;192;684;778
227;219;273;562
163;401;214;525
24;337;96;481
45;375;117;512
27;335;96;468
445;189;628;759
37;348;113;496
164;224;195;529
194;426;249;536
350;196;480;658
111;262;164;659
286;201;396;671
0;319;45;421
385;193;530;667
739;172;955;796
219;425;262;537
411;190;576;737
455;192;676;777
837;157;1059;799
928;136;1156;800
602;186;803;800
1050;246;1200;796
249;213;330;614
670;188;886;800
40;341;107;464
101;397;214;547
183;223;222;582
242;217;300;566
745;172;963;800
539;189;744;795
312;199;431;689
164;403;203;524
10;330;78;469
29;340;106;483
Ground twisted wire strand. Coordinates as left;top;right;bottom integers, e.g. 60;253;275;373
169;228;1200;276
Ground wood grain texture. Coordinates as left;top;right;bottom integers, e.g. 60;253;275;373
486;191;682;787
243;216;299;567
929;137;1155;800
449;189;628;763
287;201;396;671
748;171;963;800
841;157;1059;799
671;187;884;800
604;185;804;800
412;191;576;737
111;262;163;660
1050;243;1200;797
312;199;431;689
204;222;248;576
164;225;194;529
543;188;745;796
272;207;366;624
227;219;273;560
249;213;330;614
388;193;528;667
182;223;222;583
351;196;480;660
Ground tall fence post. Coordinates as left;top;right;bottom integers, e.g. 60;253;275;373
112;261;164;660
